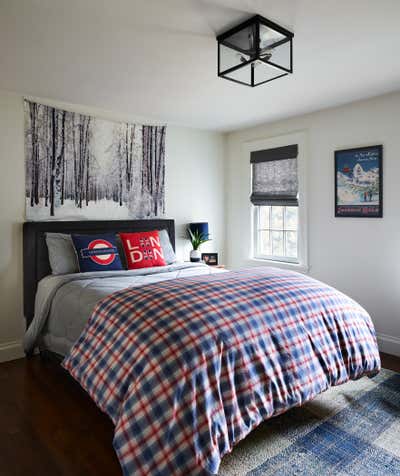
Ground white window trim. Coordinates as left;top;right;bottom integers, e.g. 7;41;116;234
244;131;309;273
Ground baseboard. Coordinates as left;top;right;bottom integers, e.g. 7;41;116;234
0;340;24;363
377;333;400;357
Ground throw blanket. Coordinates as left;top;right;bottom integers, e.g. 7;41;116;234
62;267;380;475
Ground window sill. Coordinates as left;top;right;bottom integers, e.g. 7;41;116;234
248;258;310;274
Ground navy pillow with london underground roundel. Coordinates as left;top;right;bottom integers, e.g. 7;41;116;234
71;233;123;272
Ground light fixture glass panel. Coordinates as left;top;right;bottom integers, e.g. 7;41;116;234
259;23;286;50
221;62;252;86
253;61;287;86
259;33;291;71
221;24;257;56
219;44;250;74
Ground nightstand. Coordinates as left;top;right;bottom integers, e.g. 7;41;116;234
185;261;225;269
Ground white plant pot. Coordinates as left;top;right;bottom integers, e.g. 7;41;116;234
190;249;201;262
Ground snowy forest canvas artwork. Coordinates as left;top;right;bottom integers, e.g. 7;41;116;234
24;100;166;220
335;145;382;217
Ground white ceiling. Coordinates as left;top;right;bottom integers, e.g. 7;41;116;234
1;0;400;131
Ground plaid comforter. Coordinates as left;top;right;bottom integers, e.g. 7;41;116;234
62;267;380;475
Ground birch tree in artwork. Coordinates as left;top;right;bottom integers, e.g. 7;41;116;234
24;100;166;220
125;123;135;193
28;101;40;206
52;109;66;214
141;125;165;217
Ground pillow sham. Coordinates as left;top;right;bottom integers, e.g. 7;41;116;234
120;231;166;269
46;233;79;275
72;233;123;272
158;229;176;264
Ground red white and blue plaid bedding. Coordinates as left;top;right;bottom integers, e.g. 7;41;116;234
62;267;380;476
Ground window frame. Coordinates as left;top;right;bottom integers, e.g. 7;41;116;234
253;205;299;263
246;132;309;272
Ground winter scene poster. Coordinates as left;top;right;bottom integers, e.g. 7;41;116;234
335;145;382;218
24;99;166;221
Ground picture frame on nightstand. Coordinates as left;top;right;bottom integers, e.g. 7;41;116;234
201;253;218;266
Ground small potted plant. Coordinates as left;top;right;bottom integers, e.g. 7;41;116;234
187;227;210;262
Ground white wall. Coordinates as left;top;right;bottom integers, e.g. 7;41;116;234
0;93;26;361
166;127;225;261
226;91;400;356
0;91;225;362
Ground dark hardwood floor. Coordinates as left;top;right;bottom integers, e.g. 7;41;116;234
0;356;120;476
0;352;399;476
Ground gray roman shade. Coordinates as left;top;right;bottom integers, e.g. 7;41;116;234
250;144;298;206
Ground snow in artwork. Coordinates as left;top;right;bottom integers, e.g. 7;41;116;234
335;146;382;217
24;100;166;221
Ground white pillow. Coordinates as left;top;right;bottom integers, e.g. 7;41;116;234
158;229;177;264
45;233;79;275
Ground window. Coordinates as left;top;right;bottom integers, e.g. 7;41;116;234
251;143;301;264
254;205;298;262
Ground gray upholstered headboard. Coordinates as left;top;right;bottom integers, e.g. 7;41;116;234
23;219;175;327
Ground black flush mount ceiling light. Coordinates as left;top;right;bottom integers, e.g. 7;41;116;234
217;15;293;87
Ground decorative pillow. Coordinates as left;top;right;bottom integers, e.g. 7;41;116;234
119;231;166;269
158;229;176;264
46;233;79;275
71;234;123;272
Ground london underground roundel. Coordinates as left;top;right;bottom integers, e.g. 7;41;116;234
88;239;116;265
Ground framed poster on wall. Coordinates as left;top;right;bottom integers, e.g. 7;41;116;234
335;145;383;218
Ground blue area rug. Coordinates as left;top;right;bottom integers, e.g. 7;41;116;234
220;369;400;475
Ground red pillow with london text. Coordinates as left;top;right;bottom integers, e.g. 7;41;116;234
119;231;166;270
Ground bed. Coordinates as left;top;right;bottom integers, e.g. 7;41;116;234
23;219;381;476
